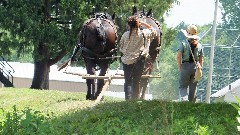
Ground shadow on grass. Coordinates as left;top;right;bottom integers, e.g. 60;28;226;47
37;100;238;135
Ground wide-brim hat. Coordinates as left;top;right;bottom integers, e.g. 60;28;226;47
181;24;200;40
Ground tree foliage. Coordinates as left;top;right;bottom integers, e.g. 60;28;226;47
0;1;80;56
220;0;240;29
0;0;90;89
89;0;179;37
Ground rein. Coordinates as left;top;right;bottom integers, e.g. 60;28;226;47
80;47;118;60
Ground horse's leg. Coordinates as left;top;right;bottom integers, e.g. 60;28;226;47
95;79;104;100
141;61;153;99
140;78;148;99
85;59;96;100
86;79;93;100
95;63;108;99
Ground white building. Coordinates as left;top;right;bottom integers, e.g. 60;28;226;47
1;62;152;100
211;79;240;103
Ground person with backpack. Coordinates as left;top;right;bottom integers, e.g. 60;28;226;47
176;24;204;102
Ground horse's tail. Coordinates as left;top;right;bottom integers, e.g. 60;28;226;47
96;24;107;50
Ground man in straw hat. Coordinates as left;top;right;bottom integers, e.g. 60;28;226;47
176;24;204;102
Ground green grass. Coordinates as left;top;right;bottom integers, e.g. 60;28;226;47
0;88;89;114
0;88;239;135
0;88;123;114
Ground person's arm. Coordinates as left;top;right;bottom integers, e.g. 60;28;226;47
139;21;152;29
140;21;157;38
176;51;182;71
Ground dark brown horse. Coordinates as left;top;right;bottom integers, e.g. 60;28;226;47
131;6;162;99
71;10;118;100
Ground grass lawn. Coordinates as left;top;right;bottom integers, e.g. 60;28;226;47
0;88;239;135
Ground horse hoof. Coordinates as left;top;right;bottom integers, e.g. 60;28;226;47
100;96;104;101
86;95;91;100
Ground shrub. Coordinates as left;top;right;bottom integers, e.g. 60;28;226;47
231;96;240;132
0;105;49;135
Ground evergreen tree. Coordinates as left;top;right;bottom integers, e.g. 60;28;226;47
0;0;178;90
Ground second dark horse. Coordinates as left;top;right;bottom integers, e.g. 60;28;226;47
71;11;118;100
131;6;162;99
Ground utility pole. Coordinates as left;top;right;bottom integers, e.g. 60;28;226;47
205;0;218;103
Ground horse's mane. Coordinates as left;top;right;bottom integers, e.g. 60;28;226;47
90;12;113;20
83;12;118;35
135;11;161;30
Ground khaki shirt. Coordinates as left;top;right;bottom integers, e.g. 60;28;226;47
120;28;156;65
178;41;204;62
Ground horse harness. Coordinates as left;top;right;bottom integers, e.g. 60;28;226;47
80;14;118;60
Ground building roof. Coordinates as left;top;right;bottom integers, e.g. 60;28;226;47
7;62;125;85
210;79;240;98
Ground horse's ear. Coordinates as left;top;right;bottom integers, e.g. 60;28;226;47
90;6;96;16
146;9;152;17
142;5;146;15
104;7;108;13
132;5;137;15
112;12;115;20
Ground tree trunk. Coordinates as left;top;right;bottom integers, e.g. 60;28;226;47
30;60;50;89
30;41;66;90
30;42;50;89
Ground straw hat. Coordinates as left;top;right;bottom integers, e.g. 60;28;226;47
181;24;200;40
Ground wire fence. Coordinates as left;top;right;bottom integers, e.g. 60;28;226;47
197;27;240;102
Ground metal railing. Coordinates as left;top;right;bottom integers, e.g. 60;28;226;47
0;56;15;85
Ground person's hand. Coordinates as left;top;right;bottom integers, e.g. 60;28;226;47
197;62;202;69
